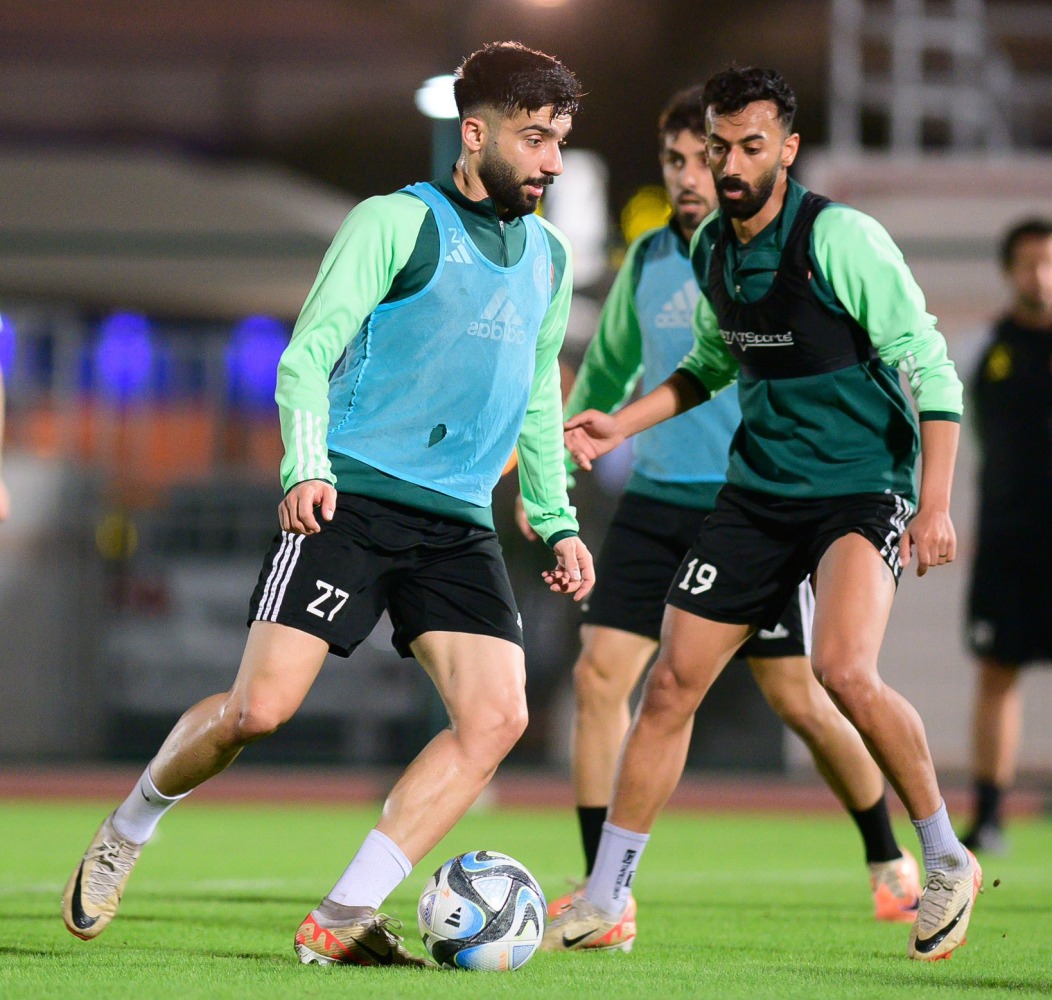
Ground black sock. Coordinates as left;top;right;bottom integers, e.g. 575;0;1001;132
577;806;607;876
850;796;901;864
974;780;1003;830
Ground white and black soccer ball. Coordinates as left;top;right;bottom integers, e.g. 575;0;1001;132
418;850;546;971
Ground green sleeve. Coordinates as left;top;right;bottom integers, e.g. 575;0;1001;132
564;236;648;420
675;220;741;395
678;292;741;395
561;233;650;482
275;192;429;492
517;219;580;544
812;206;963;420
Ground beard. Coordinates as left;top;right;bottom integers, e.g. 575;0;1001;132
478;146;551;218
674;194;715;234
716;164;779;220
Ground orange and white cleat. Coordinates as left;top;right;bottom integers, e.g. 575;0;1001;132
546;880;586;919
869;849;921;923
295;911;432;967
540;895;637;953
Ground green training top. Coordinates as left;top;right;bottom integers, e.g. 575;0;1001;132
275;174;578;544
682;178;963;502
564;222;725;509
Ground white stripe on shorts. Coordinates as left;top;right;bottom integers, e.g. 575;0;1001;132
881;494;914;567
257;532;303;622
796;577;815;656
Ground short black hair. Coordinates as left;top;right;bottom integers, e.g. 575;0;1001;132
454;41;583;121
658;85;707;145
999;217;1052;269
702;66;796;133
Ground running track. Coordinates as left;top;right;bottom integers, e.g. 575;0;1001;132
0;765;1044;816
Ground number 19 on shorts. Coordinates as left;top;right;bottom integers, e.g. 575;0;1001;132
677;558;717;595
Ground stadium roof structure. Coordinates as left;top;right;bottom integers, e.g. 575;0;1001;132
0;147;354;320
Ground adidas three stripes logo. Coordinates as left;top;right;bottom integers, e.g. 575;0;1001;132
256;532;304;621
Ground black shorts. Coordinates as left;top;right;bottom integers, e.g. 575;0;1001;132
967;540;1052;666
665;485;913;629
582;492;812;657
248;494;522;658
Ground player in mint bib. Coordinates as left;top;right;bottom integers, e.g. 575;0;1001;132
327;180;552;505
62;42;593;969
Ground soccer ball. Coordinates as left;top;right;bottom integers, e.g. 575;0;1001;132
418;850;546;971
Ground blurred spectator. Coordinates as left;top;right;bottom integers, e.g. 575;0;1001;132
0;365;8;521
963;218;1052;854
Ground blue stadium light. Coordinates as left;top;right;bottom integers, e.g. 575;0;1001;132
95;312;155;402
225;315;289;410
0;313;15;373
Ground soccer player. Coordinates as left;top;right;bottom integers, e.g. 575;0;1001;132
962;218;1052;854
62;41;593;967
546;66;981;963
544;86;920;937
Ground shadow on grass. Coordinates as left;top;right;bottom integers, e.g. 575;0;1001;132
0;946;69;958
140;893;308;906
849;966;1051;993
0;944;293;969
658;899;863;921
692;951;1052;994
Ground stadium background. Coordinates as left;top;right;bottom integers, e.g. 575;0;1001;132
0;0;1050;810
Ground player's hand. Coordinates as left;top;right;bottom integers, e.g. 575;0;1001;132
564;409;624;471
544;535;595;602
279;479;337;535
900;506;955;577
0;476;9;522
514;493;539;541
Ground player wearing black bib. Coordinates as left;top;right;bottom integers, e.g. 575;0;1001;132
547;66;981;963
540;86;919;938
962;218;1052;854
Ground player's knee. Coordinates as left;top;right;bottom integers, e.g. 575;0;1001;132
475;710;527;763
573;648;627;709
812;657;880;719
638;656;703;724
455;691;528;760
499;702;529;752
766;687;818;734
232;699;293;743
495;689;530;746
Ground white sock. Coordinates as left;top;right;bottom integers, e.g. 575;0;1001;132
111;763;190;845
326;829;413;910
913;800;969;873
584;821;649;917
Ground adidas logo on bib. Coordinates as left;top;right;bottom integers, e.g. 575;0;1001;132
445;227;473;264
467;288;527;344
654;280;698;328
445;244;472;264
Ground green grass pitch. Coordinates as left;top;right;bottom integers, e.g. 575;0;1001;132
1;799;1049;999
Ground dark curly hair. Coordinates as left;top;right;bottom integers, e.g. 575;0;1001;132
657;85;707;144
702;66;796;132
454;41;583;121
